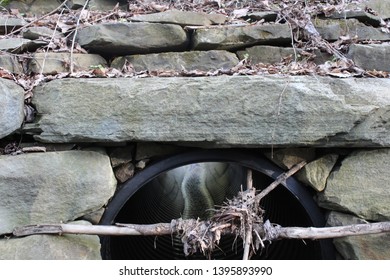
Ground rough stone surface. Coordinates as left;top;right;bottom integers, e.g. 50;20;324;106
327;211;390;260
318;149;390;221
363;0;390;19
329;10;381;27
0;221;101;260
76;22;189;56
348;43;390;72
7;0;63;15
28;52;107;74
0;54;23;74
131;10;227;26
314;18;390;41
0;78;25;139
109;146;134;168
0;150;117;235
237;45;296;64
296;154;338;192
192;24;291;50
111;50;239;72
22;26;63;40
114;162;135;183
265;148;316;170
0;38;46;53
31;76;390;146
88;0;128;11
0;16;27;35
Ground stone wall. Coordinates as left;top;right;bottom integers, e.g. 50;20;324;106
0;0;389;259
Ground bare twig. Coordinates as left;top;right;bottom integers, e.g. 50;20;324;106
256;160;307;201
242;169;254;260
70;0;90;73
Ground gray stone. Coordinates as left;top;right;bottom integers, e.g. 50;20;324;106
22;26;63;40
363;0;390;19
0;78;25;139
88;0;128;11
135;142;187;161
0;38;46;53
237;46;296;64
0;16;27;35
0;221;101;260
31;76;390;147
0;150;117;235
313;18;390;41
111;50;239;72
81;208;105;224
192;24;291;50
7;0;64;16
264;148;316;170
0;54;23;74
327;211;390;259
114;162;135;183
28;52;107;74
328;10;382;27
131;10;227;26
296;154;338;192
318;149;390;221
348;43;390;72
76;22;189;56
109;146;134;168
66;0;88;9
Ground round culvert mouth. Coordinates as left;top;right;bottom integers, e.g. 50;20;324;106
100;149;335;260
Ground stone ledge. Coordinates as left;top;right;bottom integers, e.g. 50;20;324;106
31;76;390;147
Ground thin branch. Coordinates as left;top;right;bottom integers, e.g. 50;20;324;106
256;160;307;201
242;169;253;260
70;0;90;73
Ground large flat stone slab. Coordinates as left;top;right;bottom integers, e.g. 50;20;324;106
76;22;189;55
111;50;239;72
131;10;227;26
0;150;116;235
192;24;291;50
0;78;25;139
31;76;390;147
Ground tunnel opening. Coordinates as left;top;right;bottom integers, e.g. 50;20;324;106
100;149;335;260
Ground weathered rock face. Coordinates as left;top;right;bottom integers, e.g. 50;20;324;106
111;50;239;72
0;221;101;260
237;45;296;64
131;10;227;26
0;38;46;53
76;22;189;55
32;76;390;147
0;54;23;74
192;24;291;50
327;211;390;260
0;16;27;35
348;44;390;72
28;52;107;74
0;79;25;139
296;154;338;192
318;149;390;221
22;26;63;40
0;150;117;235
313;18;390;41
